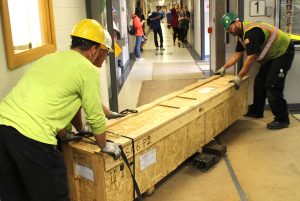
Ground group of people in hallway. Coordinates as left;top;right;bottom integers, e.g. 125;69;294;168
132;4;191;61
0;7;296;201
170;4;190;47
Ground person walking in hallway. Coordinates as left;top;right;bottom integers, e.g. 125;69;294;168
133;7;145;61
216;12;295;130
178;5;190;47
150;6;164;50
0;19;121;201
182;6;190;41
138;8;147;52
171;3;180;46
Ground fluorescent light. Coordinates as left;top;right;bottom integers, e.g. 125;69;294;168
159;0;165;6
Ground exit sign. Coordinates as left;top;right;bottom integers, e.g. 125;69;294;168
250;1;266;16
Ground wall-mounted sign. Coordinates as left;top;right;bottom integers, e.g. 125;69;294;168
250;1;266;16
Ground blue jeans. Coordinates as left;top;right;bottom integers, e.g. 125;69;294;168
135;36;142;58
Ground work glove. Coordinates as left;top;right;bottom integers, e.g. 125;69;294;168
59;132;82;142
106;111;124;120
101;141;121;160
214;66;226;76
229;76;242;90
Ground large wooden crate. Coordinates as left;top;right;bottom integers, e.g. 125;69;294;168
62;75;249;201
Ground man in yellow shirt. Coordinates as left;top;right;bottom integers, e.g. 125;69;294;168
0;19;120;201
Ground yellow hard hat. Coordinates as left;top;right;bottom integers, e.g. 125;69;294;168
102;29;114;52
71;19;105;44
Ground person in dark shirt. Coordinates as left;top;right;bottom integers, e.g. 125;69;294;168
179;5;190;44
216;12;295;130
170;4;180;46
150;6;164;50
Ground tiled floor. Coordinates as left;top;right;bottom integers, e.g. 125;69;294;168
118;23;208;111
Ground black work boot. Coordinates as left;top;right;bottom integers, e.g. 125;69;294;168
267;120;290;130
243;105;264;118
243;111;264;118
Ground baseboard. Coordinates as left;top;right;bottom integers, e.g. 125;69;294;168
288;104;300;110
185;42;202;61
265;104;300;111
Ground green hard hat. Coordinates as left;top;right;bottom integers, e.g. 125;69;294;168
221;12;238;31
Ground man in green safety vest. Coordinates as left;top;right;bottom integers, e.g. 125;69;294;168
216;12;295;130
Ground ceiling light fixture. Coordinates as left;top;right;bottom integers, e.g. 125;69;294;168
159;0;165;6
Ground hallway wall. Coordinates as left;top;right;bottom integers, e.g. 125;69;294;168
210;0;225;72
193;0;201;56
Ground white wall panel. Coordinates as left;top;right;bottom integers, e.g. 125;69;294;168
285;48;300;104
53;1;87;51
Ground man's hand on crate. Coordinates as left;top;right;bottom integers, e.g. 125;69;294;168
106;111;124;119
229;76;241;90
101;141;121;160
214;66;226;76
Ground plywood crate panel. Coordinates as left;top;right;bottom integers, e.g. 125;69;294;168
62;75;249;201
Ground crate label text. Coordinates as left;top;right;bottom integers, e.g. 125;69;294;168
140;149;156;171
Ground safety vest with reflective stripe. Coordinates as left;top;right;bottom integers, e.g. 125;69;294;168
242;21;290;63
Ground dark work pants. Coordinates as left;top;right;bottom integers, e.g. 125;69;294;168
153;27;163;47
0;125;69;201
172;27;179;43
252;41;295;122
179;28;188;42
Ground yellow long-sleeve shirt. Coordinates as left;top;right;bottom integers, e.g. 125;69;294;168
0;50;106;145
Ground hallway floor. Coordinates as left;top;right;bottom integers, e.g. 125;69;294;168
117;23;300;201
118;23;209;111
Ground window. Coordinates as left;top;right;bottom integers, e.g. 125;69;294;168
278;0;300;38
0;0;56;69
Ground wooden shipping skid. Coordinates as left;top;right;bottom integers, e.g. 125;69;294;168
62;75;249;201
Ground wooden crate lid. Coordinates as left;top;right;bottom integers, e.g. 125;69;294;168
106;75;246;140
66;75;249;171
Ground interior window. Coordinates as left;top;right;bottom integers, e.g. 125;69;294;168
0;0;56;69
279;0;300;41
